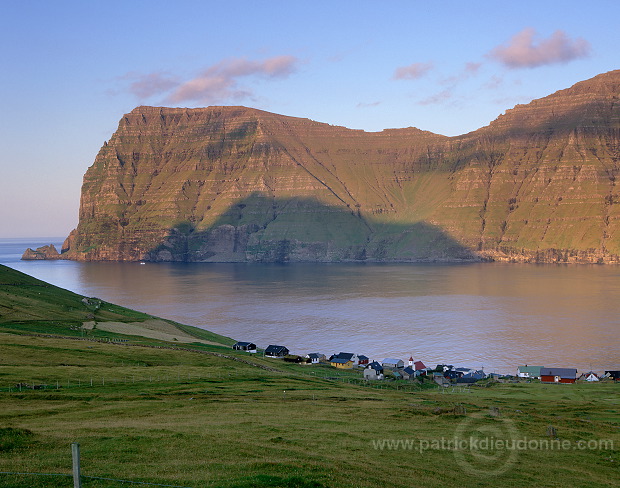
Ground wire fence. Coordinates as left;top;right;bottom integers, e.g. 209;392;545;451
0;470;194;487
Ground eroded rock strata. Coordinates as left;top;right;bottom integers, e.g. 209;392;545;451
33;70;620;263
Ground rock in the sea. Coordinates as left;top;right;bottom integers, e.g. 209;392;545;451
22;244;62;260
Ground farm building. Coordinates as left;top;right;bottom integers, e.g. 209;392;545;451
232;341;257;353
264;345;289;358
540;367;577;384
382;358;404;369
517;365;543;378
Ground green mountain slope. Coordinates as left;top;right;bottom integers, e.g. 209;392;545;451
0;264;233;345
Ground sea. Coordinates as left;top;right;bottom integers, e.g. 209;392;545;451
2;237;619;375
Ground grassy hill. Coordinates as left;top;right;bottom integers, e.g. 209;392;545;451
0;263;234;346
0;265;618;487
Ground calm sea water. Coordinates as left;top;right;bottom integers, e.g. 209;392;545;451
2;238;619;374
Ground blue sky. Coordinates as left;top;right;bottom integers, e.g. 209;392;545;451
1;1;618;238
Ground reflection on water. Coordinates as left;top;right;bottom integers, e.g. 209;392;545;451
2;239;619;374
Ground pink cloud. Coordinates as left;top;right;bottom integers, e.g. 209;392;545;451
127;72;179;99
393;62;434;80
166;55;299;104
489;28;591;68
418;89;453;106
124;55;299;104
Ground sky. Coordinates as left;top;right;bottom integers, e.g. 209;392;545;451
1;0;618;238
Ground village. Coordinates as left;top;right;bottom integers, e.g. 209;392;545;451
232;341;620;385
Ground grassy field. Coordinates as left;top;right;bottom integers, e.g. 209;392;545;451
0;264;618;487
0;332;618;488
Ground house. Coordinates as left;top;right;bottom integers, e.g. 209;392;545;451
364;362;384;380
413;360;427;372
517;365;544;378
306;353;325;364
357;355;370;366
605;370;620;381
392;371;402;380
382;358;404;369
284;354;308;364
458;370;486;383
330;357;354;369
402;366;421;380
579;371;599;382
455;367;473;376
330;352;358;365
232;341;257;353
264;345;289;358
540;367;577;384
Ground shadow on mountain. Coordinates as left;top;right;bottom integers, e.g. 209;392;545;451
146;194;478;263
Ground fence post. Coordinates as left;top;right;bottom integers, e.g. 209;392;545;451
71;442;82;488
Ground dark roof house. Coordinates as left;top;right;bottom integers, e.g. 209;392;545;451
264;345;289;358
364;361;384;380
232;341;257;352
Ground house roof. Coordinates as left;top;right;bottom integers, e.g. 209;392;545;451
382;358;403;364
234;341;255;347
518;365;544;374
307;353;323;359
330;358;353;364
403;366;416;375
367;361;383;371
540;367;577;378
413;361;426;370
265;345;288;354
357;355;369;361
334;352;355;361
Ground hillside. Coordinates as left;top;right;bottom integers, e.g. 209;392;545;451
0;263;234;345
0;332;618;487
31;70;620;263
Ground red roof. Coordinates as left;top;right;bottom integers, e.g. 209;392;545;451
414;361;427;370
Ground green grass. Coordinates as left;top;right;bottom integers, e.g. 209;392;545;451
0;332;618;488
0;263;234;346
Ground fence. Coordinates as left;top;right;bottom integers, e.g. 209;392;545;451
0;443;194;487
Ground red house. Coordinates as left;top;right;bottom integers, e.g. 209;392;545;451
540;367;577;384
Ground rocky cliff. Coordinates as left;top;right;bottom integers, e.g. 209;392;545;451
34;70;620;263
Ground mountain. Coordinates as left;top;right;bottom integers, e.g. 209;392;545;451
31;70;620;263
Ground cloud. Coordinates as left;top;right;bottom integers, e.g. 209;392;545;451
356;101;382;108
418;89;453;106
393;62;434;80
167;55;299;104
124;55;300;104
440;61;483;86
126;72;179;99
488;28;591;68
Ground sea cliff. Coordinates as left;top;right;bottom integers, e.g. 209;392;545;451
28;70;620;263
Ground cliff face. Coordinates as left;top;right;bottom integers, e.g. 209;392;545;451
49;70;620;263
